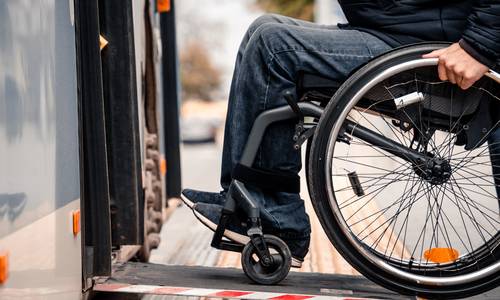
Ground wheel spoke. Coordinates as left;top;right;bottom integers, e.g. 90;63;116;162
324;63;500;282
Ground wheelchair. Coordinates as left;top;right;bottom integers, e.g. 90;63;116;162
209;43;500;298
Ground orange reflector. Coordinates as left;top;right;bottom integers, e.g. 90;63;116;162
72;210;81;236
157;0;171;12
160;158;167;176
99;35;108;50
0;251;8;284
424;248;459;263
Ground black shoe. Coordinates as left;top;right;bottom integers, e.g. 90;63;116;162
181;189;226;209
192;202;308;268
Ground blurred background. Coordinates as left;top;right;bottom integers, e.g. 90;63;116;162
178;0;345;145
150;0;356;274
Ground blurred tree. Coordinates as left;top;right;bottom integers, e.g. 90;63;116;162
256;0;314;21
180;41;222;101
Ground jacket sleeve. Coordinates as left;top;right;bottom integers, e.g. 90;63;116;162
460;0;500;68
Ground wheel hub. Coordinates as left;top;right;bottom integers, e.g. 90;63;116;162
414;157;452;185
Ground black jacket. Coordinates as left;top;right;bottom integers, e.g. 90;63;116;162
338;0;500;68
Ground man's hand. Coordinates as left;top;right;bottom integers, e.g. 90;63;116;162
422;43;489;90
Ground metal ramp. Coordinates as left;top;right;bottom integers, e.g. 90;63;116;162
91;262;414;299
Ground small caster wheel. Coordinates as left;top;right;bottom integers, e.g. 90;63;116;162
241;235;291;285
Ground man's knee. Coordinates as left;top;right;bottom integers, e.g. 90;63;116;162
248;13;282;36
250;22;290;50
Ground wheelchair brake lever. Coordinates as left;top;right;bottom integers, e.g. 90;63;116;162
284;91;304;118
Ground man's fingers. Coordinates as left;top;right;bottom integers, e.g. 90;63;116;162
460;71;482;90
437;60;448;81
423;48;446;58
447;68;457;84
424;43;488;89
424;48;451;82
460;78;474;90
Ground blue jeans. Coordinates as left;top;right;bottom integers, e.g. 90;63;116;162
219;14;392;238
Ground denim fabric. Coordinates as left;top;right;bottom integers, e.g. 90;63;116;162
219;14;393;237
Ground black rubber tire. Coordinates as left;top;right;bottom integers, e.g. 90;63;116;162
241;235;292;285
308;43;500;299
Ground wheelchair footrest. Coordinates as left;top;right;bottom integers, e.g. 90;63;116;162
212;240;244;252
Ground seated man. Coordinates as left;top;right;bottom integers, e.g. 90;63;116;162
182;1;500;267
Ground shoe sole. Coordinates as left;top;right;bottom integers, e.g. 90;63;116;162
180;193;195;209
193;209;302;268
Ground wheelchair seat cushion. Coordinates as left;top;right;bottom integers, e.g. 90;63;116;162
297;73;341;99
298;73;341;90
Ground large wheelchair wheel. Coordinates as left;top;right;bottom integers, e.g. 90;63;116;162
309;43;500;299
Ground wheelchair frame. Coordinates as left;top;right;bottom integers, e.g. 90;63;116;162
209;54;500;285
